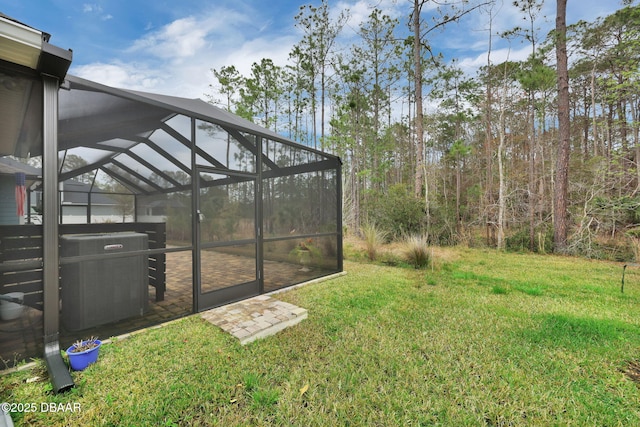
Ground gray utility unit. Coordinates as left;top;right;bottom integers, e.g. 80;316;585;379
60;232;149;331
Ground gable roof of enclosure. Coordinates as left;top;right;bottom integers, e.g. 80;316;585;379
55;75;340;196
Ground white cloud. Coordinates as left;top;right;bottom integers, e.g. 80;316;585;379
457;44;533;75
73;7;298;100
128;16;210;61
332;0;403;39
82;3;112;22
73;62;164;91
82;4;102;13
225;35;296;74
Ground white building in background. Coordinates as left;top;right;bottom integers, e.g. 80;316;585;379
0;156;128;224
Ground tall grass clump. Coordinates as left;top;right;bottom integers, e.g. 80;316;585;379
626;227;640;261
404;234;430;268
361;222;387;261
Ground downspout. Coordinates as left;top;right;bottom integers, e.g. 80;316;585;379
42;74;74;393
39;38;73;394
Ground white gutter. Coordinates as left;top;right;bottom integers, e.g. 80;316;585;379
0;15;43;69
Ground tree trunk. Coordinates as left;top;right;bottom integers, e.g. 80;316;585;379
413;0;425;203
497;60;509;250
321;71;325;151
528;100;536;251
554;0;570;252
456;161;461;236
590;63;598;157
485;25;494;246
497;116;506;250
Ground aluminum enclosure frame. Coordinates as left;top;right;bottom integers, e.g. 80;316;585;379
1;14;342;395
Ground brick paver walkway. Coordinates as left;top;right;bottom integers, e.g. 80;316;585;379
200;295;308;345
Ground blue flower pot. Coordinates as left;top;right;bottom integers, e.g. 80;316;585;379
66;340;102;371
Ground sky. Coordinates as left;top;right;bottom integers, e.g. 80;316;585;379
0;0;630;102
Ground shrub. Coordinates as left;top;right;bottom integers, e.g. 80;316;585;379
505;227;553;254
404;234;430;269
365;184;425;239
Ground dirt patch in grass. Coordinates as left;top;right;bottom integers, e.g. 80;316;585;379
623;360;640;385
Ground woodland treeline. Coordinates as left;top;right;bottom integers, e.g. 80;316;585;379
207;0;640;260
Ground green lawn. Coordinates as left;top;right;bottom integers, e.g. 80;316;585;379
3;248;640;426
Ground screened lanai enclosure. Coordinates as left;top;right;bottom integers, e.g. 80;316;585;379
0;15;342;383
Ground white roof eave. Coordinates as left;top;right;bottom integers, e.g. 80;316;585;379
0;15;43;69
